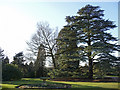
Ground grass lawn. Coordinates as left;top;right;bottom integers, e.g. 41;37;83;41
1;78;119;90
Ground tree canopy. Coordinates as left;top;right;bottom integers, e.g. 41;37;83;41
55;4;119;79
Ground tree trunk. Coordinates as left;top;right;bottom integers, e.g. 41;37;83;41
88;35;93;79
88;58;93;79
51;53;56;69
50;48;56;69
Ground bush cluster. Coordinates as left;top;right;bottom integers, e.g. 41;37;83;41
2;64;23;81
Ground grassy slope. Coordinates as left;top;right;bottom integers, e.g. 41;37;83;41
1;78;119;90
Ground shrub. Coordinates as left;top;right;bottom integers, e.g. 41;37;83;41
48;68;84;79
2;64;23;81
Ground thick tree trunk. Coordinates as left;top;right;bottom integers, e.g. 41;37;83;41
88;35;93;79
88;58;93;79
51;53;56;69
50;48;56;69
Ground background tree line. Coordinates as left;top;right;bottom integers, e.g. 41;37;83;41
1;4;120;81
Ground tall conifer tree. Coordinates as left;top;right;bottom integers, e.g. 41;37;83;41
57;4;119;79
56;25;80;77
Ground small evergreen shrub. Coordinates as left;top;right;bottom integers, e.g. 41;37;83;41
2;64;23;81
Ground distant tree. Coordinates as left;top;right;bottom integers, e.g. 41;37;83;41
12;52;25;65
11;52;26;77
56;4;120;79
34;44;46;77
27;21;58;68
28;61;35;77
2;56;9;65
29;61;34;69
23;62;35;78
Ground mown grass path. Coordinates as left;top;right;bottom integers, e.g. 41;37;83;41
1;78;119;90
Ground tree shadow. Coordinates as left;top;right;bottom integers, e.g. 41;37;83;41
2;79;119;90
2;78;43;85
69;84;119;90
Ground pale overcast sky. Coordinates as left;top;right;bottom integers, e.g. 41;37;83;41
0;1;118;61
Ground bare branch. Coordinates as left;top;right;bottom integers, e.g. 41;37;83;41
26;21;58;68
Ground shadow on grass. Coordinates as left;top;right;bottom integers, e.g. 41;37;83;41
47;81;119;90
69;85;119;90
2;79;119;90
1;86;119;90
2;78;43;85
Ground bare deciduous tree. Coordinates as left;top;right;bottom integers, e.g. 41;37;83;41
26;21;58;68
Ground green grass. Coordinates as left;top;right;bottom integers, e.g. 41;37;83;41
50;81;119;89
1;84;17;88
105;75;119;77
1;78;119;90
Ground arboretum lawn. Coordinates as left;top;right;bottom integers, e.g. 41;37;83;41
1;78;119;90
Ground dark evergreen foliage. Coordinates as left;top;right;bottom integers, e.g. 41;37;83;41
2;56;9;65
12;52;25;65
51;4;120;79
2;64;23;81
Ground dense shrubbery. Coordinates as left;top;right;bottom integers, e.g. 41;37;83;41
2;64;23;81
48;67;89;79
